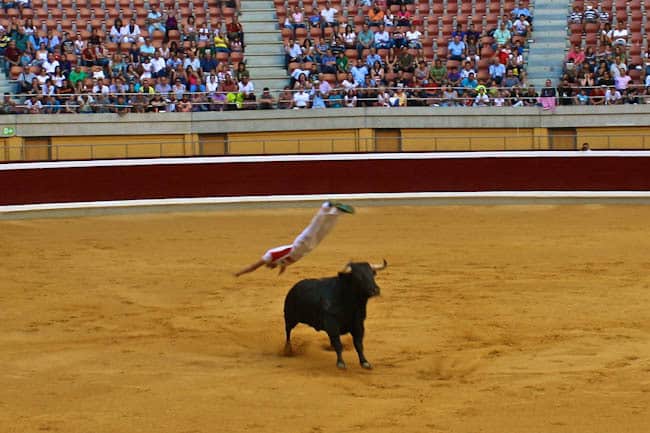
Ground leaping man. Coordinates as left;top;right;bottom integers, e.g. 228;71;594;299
234;201;355;277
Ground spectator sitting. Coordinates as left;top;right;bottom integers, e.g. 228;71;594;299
503;68;520;88
350;58;369;86
447;65;461;88
293;85;311;108
539;79;557;110
397;47;415;73
356;23;374;59
428;58;446;84
277;86;294;109
336;50;349;73
227;16;244;47
290;5;307;39
568;6;582;24
582;3;598;28
342;24;356;49
396;4;411;27
312;88;327;108
121;18;142;44
512;1;532;23
147;4;166;37
447;34;466;61
165;11;179;42
140;38;156;57
590;84;606;105
183;16;197;42
513;15;531;39
365;46;382;68
460;71;478;95
214;33;231;52
320;48;337;73
238;76;256;109
259;87;275;109
489;57;506;84
109;19;123;43
406;24;422;49
473;85;490;106
374;24;393;49
391;29;406;49
493;22;511;48
611;21;628;46
367;5;385;27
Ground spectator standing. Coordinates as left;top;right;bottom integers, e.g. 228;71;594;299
539;79;557;110
320;1;339;38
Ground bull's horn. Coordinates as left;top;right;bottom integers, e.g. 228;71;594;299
340;263;352;273
371;259;388;271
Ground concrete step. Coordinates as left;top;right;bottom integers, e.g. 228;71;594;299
248;65;287;76
531;41;566;50
240;11;277;22
245;31;282;43
241;0;274;6
254;78;290;91
242;21;278;32
245;43;284;55
245;53;285;67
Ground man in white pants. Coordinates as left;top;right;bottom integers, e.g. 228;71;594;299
234;201;354;276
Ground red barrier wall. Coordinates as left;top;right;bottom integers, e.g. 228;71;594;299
1;154;650;206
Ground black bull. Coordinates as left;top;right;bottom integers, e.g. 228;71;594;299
283;260;387;369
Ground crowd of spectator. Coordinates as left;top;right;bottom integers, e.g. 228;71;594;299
3;0;650;113
561;0;650;107
0;1;253;113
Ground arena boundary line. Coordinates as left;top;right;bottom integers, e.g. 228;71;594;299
3;150;650;171
2;192;650;220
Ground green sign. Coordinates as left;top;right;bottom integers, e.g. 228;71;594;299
2;127;15;137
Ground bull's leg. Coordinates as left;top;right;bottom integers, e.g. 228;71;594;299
284;319;297;356
352;323;372;369
326;330;346;369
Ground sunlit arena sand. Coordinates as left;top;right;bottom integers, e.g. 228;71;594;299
1;204;650;433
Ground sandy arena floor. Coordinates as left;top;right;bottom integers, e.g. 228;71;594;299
1;204;650;433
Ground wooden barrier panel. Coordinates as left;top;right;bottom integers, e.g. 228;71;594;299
50;135;187;160
226;130;358;154
1;153;650;206
400;128;537;152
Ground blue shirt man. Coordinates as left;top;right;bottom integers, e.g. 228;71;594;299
350;60;368;86
365;49;382;68
447;35;465;61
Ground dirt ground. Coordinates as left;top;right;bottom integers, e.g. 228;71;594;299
1;204;650;433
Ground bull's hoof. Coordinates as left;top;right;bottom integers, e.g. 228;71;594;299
337;361;347;370
361;361;373;370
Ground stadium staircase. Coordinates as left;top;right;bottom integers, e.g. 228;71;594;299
0;70;12;96
241;0;287;93
525;0;569;87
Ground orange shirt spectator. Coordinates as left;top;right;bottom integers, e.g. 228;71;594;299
368;7;385;25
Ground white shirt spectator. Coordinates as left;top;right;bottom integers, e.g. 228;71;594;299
92;83;110;95
612;28;628;45
151;56;166;73
120;24;141;43
406;30;421;42
293;90;310;108
374;30;390;45
291;67;310;80
238;80;255;95
183;56;201;71
42;59;59;74
320;7;337;24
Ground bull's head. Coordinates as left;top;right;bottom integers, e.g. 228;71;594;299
340;259;387;297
